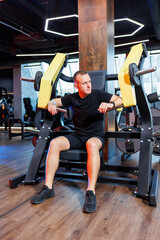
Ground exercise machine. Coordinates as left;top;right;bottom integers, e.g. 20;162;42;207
9;45;159;206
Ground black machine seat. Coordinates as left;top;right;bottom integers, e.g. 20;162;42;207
60;148;103;161
60;70;106;163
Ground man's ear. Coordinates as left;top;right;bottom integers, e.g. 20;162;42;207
74;83;78;89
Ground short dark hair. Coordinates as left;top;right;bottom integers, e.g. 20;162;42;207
73;70;88;83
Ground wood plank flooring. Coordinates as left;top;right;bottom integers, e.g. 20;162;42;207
0;131;160;240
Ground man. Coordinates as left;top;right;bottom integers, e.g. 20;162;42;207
31;70;123;213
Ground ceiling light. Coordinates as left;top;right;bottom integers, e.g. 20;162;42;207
16;51;79;57
23;63;41;68
16;53;56;57
45;14;79;37
44;15;144;38
68;60;79;63
115;39;149;48
114;18;144;38
67;51;79;55
150;50;160;55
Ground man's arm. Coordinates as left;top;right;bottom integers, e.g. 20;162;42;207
98;95;123;114
109;95;123;108
48;98;63;115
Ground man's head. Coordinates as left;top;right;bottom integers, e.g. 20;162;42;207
73;70;92;98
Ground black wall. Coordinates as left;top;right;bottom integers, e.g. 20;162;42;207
0;69;13;93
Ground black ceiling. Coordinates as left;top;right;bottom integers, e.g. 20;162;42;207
0;0;160;67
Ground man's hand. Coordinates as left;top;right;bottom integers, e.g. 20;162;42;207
98;102;114;114
48;102;57;115
48;98;63;115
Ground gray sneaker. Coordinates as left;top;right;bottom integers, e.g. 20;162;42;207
31;185;55;204
83;190;97;213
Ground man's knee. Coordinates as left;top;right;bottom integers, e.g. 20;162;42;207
86;138;102;152
49;137;70;152
49;139;60;151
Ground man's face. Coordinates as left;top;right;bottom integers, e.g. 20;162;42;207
74;73;92;98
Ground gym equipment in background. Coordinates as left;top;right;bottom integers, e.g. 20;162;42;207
0;87;14;129
23;98;36;124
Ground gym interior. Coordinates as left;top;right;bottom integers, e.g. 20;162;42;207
0;1;160;239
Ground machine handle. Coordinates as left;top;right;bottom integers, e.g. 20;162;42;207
57;107;67;113
20;77;35;82
135;66;157;76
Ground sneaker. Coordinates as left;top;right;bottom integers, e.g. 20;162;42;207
83;190;97;213
31;185;55;204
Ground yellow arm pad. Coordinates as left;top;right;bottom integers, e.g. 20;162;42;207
118;43;144;107
38;53;66;109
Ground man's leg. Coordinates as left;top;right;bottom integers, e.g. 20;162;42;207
31;136;70;204
86;137;102;193
83;137;102;213
45;136;70;189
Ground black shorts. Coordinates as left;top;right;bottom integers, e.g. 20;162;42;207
64;134;105;150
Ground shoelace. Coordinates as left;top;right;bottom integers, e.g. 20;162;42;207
86;192;94;203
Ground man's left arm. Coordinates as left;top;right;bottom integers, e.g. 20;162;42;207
109;94;123;108
98;95;123;114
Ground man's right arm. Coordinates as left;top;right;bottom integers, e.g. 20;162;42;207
48;98;63;115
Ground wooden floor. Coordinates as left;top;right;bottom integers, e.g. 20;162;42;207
0;131;160;240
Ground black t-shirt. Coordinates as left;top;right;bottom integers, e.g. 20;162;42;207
61;89;112;137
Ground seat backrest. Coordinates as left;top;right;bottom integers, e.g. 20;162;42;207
87;70;106;91
87;70;107;132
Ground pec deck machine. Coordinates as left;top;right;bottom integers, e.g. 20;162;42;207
9;43;159;207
